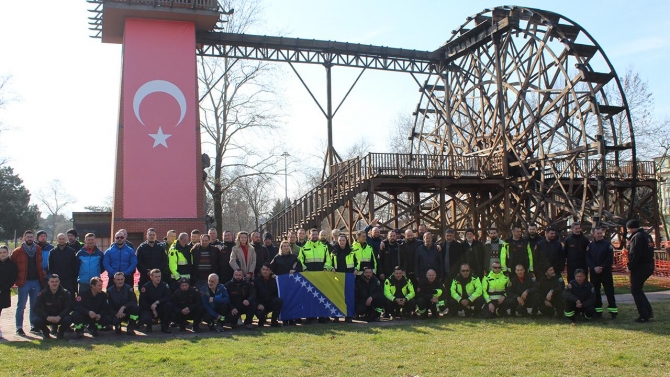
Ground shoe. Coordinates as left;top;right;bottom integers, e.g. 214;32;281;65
16;328;26;336
126;328;136;336
41;331;52;341
270;321;282;328
634;317;649;323
257;320;267;328
345;317;353;323
215;323;224;333
30;327;40;335
89;327;100;337
161;327;172;334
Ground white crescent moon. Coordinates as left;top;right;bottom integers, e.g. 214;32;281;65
133;80;187;126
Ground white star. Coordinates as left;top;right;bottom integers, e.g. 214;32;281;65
312;291;320;298
148;127;172;148
292;275;301;282
330;308;338;315
325;303;332;310
300;280;308;287
306;286;314;292
318;296;326;304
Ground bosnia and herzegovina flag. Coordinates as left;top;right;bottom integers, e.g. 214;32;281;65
277;272;355;320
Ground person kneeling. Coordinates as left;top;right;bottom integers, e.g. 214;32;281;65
481;262;514;318
355;267;385;322
172;277;204;332
563;269;596;323
72;277;112;338
535;266;564;318
416;269;447;319
225;269;257;330
448;263;485;317
33;274;73;340
201;273;230;332
107;272;140;336
506;264;539;317
383;266;416;320
254;264;283;327
139;269;173;334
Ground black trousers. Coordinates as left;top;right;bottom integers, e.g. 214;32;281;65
140;302;174;327
71;311;112;330
384;298;416;318
172;306;204;326
33;315;73;334
256;298;283;322
564;299;595;319
535;295;563;317
229;302;256;325
111;306;141;327
355;293;385;318
510;292;540;316
448;296;485;316
590;268;617;314
416;297;446;316
630;265;654;320
202;303;229;324
482;297;515;318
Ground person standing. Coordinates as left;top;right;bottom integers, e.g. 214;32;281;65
168;233;193;288
462;229;485;278
11;230;46;335
270;241;302;276
104;231;138;288
230;231;257;280
564;222;590;282
66;229;84;253
399;229;421;286
586;226;617;319
625;219;655;323
190;234;220;288
483;228;505;276
534;227;565;279
263;232;279;261
414;232;443;280
48;233;78;298
501;225;534;276
36;230;54;277
0;245;18;339
76;233;105;295
136;228;169;288
379;230;401;282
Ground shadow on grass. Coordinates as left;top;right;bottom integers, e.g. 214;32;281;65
2;304;667;350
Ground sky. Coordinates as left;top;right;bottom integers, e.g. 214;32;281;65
1;0;669;217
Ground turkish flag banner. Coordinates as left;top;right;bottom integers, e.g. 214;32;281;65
121;19;197;218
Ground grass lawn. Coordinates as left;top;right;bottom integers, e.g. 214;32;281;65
1;304;668;376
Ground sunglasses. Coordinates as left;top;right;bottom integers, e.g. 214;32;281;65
460;270;470;272
116;236;125;240
492;266;502;270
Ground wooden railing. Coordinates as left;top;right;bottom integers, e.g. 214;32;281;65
103;0;219;11
366;153;504;177
545;159;656;180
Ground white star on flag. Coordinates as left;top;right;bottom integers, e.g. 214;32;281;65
293;275;301;282
325;303;332;310
318;296;326;304
300;280;308;287
312;291;320;298
306;286;314;292
148;127;172;148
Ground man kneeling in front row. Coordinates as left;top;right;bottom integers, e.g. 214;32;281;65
254;264;283;327
72;277;112;338
139;269;173;334
448;263;485;317
33;274;73;340
172;277;204;332
107;272;140;336
563;268;596;323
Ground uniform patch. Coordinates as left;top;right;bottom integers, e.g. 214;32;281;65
566;284;572;289
141;287;146;292
558;278;564;283
76;296;82;301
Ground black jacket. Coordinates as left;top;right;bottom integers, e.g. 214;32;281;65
75;289;110;316
506;274;537;300
136;241;169;279
270;253;302;275
534;239;565;275
564;233;589;270
586;239;614;271
400;238;422;276
462;240;485;277
190;244;220;280
355;275;383;303
48;245;78;280
331;244;356;273
0;258;18;309
172;286;203;311
564;279;595;307
139;281;172;310
523;234;541;252
379;240;401;278
265;244;279;261
416;278;447;301
107;283;138;311
251;242;270;276
34;286;73;319
504;237;532;273
254;275;279;305
415;243;443;279
627;229;655;271
440;240;463;279
217;241;236;283
536;274;565;299
225;279;256;307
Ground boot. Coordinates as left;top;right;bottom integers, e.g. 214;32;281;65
115;326;122;335
41;329;52;341
127;320;137;336
56;327;66;340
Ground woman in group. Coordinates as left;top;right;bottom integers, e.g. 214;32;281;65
0;245;18;339
270;240;301;276
229;231;256;280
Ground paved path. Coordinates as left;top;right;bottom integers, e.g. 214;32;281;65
2;290;669;343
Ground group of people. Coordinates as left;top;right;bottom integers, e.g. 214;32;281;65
0;218;656;340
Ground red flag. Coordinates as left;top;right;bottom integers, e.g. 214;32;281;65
121;19;197;218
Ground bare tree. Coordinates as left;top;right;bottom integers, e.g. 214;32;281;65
36;180;76;242
199;0;282;235
389;112;414;154
236;174;275;229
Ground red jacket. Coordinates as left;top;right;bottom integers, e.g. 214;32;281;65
11;245;45;287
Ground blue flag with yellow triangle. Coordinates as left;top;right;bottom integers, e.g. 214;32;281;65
277;272;355;320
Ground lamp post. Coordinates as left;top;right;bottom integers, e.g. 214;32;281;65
281;152;290;208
